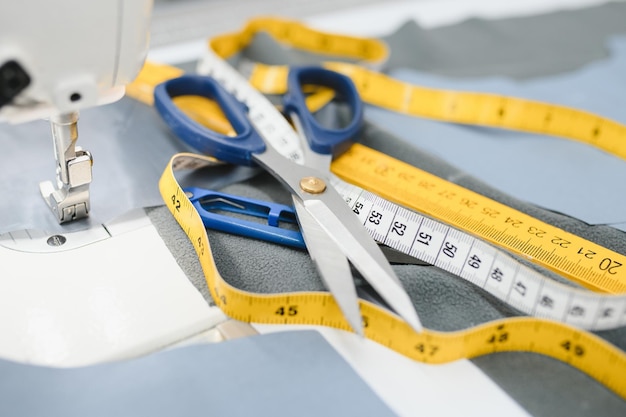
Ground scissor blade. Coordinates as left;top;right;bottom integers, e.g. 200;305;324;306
293;197;364;336
252;146;422;333
303;198;423;334
291;113;331;173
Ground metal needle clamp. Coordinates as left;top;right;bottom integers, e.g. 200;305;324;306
39;111;93;223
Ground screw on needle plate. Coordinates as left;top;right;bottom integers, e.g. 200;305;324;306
46;235;67;247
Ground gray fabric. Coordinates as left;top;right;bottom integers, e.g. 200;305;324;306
381;1;626;79
146;3;626;417
238;1;626;79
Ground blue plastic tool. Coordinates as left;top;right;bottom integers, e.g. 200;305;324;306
185;186;305;249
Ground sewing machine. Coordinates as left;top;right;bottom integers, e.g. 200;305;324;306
0;0;153;223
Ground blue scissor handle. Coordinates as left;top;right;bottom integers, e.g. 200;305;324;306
186;186;306;249
282;66;364;156
154;75;266;167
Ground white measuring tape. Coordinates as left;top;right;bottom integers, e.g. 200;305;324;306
332;179;626;331
197;51;305;163
194;49;626;332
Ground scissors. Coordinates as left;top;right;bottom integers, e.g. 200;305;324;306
153;66;422;335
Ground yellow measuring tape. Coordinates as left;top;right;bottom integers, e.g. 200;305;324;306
211;17;626;161
208;17;626;294
126;16;626;398
248;61;626;162
160;152;626;400
208;17;389;68
332;144;626;294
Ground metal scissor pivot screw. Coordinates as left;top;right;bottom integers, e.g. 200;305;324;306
299;176;326;194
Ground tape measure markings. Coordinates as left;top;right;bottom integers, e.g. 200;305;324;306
322;63;626;162
197;51;306;164
245;58;626;163
209;17;389;65
331;144;626;294
161;152;626;399
331;176;626;330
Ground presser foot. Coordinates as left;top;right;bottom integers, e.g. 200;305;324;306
39;112;93;224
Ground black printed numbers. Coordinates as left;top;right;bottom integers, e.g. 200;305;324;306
487;325;509;345
490;267;504;282
415;343;439;357
368;211;383;225
561;340;585;357
415;232;432;246
550;236;571;248
214;287;227;306
599;258;622;275
391;221;407;236
487;332;509;344
197;236;205;256
275;305;298;316
527;226;546;238
577;247;596;259
467;254;482;269
171;194;181;212
442;242;457;258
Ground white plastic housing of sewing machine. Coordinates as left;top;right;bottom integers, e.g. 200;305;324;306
0;0;153;123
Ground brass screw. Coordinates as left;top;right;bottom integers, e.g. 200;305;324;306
299;176;326;194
